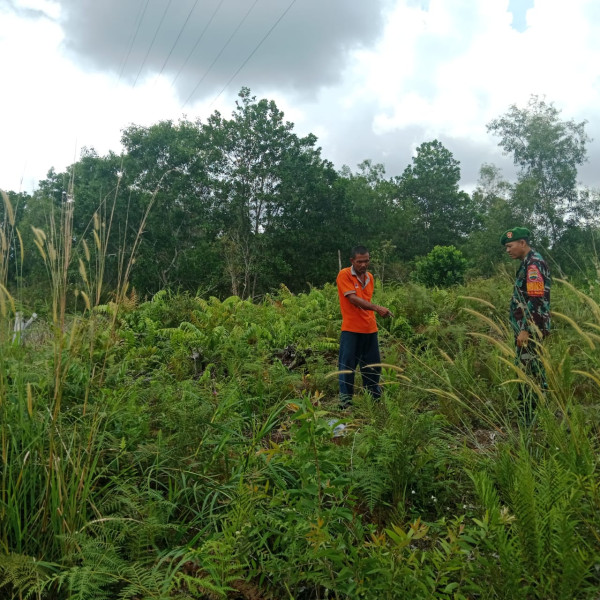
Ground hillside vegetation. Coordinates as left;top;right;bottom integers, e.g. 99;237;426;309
2;273;600;598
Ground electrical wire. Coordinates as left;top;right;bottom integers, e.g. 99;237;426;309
117;0;150;84
209;0;297;108
133;0;174;88
154;0;201;81
170;0;226;89
181;0;260;110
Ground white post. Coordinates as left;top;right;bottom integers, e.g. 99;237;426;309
12;311;37;344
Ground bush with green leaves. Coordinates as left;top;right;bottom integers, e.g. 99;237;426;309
414;245;468;287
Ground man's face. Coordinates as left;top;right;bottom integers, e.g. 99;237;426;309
505;239;527;260
350;253;370;275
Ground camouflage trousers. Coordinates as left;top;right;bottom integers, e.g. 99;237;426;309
515;341;548;425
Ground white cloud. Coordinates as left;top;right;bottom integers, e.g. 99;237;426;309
322;0;600;183
0;1;187;192
1;0;600;193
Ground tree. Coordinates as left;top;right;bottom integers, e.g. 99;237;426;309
337;161;408;259
202;88;329;297
487;95;590;243
551;224;600;280
398;140;474;257
462;164;519;273
120;119;220;294
263;152;346;291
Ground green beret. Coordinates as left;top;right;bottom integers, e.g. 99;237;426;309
500;227;530;245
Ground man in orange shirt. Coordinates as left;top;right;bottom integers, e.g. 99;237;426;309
337;245;393;407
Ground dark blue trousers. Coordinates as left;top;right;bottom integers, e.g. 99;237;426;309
338;331;382;406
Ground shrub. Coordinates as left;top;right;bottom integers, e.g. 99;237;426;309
414;245;467;288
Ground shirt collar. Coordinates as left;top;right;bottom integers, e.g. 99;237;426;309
350;266;370;287
523;249;535;262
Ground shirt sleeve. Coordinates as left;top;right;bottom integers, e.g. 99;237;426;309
526;263;545;297
337;270;357;296
525;259;551;336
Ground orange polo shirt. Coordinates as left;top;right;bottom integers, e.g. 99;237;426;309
336;267;377;333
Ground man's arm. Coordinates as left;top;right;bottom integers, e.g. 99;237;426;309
346;293;393;318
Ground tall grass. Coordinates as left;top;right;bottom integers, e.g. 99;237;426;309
0;176;177;599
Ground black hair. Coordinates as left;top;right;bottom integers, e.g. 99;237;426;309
351;245;369;258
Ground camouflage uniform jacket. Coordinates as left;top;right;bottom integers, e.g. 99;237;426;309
509;249;551;339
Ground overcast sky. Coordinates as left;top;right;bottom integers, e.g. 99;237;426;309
2;0;600;194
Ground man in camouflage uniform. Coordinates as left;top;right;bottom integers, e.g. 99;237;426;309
501;227;551;424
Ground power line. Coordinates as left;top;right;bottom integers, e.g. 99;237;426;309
154;0;201;81
170;0;226;90
209;0;297;108
117;0;151;84
133;0;174;88
181;0;260;110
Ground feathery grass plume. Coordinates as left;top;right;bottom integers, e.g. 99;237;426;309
79;290;91;312
0;190;21;309
467;331;514;357
0;283;16;319
1;190;15;227
438;348;454;364
457;294;497;309
556;277;600;322
0;191;15;283
324;369;352;379
82;237;91;262
572;368;600;390
460;306;508;337
583;321;600;334
582;330;600;345
16;227;24;269
31;226;48;264
552;310;596;350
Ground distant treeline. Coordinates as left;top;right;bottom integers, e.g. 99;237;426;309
2;89;598;302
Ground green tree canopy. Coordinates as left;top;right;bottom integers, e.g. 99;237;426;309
202;87;335;297
487;95;590;243
399;140;474;257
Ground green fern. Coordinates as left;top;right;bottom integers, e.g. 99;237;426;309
0;552;56;600
171;540;242;600
353;464;390;513
510;447;543;576
50;536;126;600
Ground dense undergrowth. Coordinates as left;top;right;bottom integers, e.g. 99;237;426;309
2;178;600;599
2;270;600;599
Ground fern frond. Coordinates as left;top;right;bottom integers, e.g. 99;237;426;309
0;553;56;600
353;465;390;513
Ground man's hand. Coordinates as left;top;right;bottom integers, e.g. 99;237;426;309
516;330;529;347
346;294;393;317
375;305;393;318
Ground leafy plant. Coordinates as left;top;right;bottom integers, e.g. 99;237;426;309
414;245;468;288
